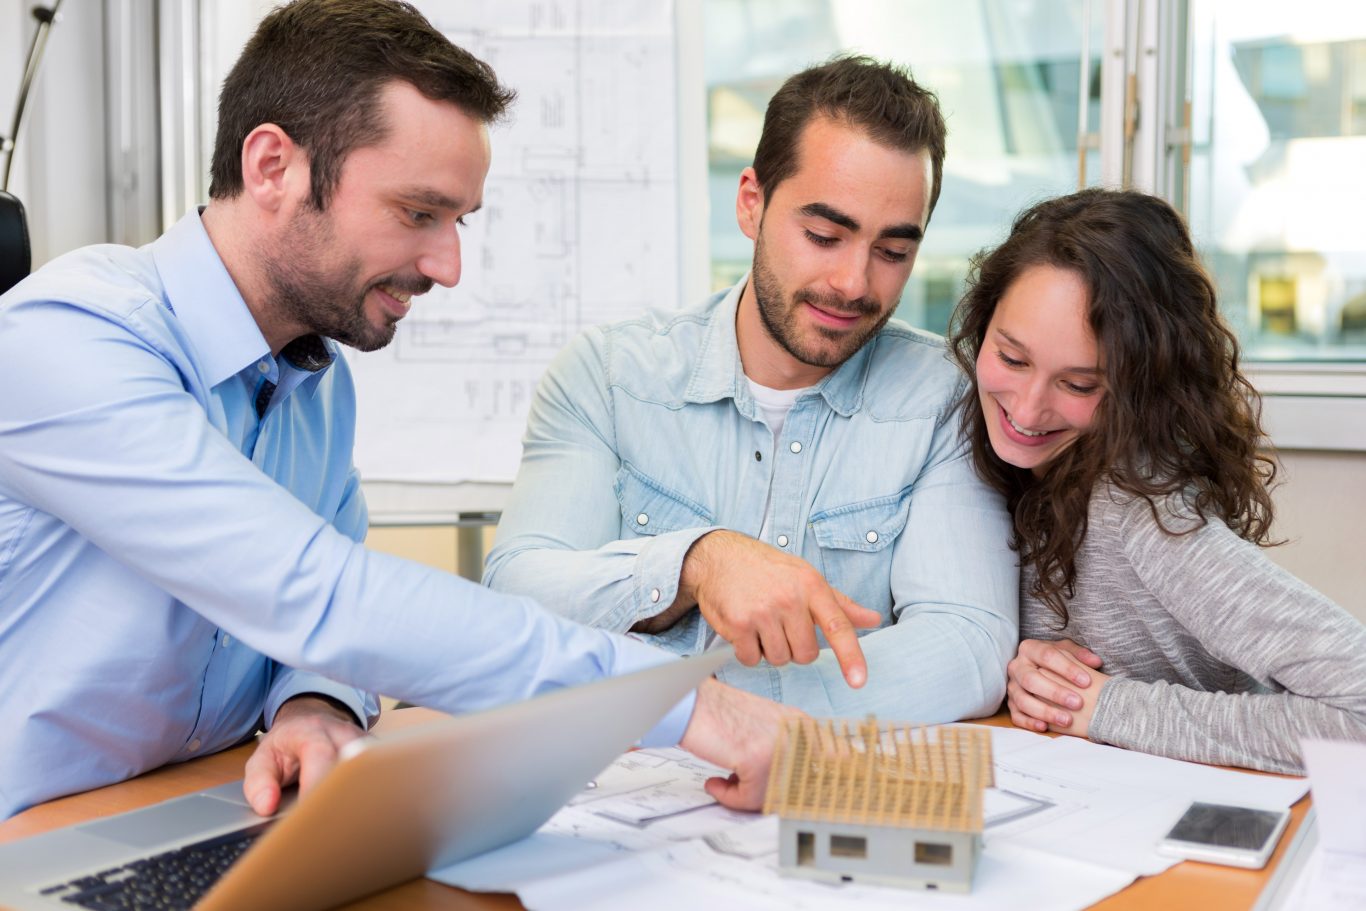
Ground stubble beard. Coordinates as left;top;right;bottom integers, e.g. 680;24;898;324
262;205;429;353
750;229;893;370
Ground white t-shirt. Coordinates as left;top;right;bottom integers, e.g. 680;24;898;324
746;377;811;544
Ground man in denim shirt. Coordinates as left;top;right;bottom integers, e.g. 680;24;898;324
487;57;1019;720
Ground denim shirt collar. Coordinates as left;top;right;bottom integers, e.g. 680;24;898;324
150;209;337;389
682;272;874;418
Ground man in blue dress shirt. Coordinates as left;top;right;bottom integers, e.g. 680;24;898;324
0;0;792;820
486;57;1020;720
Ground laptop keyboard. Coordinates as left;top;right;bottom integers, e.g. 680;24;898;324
36;821;272;910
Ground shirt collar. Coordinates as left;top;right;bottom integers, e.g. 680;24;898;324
684;272;873;418
149;210;334;387
150;210;272;388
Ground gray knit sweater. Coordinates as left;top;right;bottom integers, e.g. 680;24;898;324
1020;484;1366;774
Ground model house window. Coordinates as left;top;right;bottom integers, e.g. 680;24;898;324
829;834;868;858
796;831;815;866
916;841;955;866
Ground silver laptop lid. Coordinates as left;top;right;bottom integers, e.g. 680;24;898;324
197;646;733;911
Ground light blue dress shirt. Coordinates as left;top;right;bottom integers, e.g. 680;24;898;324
0;211;689;819
486;279;1020;719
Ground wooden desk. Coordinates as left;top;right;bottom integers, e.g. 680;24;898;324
0;709;1309;910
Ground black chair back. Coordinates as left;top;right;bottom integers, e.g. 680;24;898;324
0;190;31;295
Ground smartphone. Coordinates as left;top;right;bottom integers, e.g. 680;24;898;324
1155;801;1291;869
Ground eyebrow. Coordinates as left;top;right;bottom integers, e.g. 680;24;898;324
400;188;480;214
799;202;923;243
996;328;1102;374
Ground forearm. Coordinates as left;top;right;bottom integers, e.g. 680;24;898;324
716;606;1013;718
1090;677;1366;774
266;666;379;730
484;526;718;631
1102;498;1366;772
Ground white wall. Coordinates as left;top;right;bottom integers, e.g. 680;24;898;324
1268;450;1366;622
1;0;110;266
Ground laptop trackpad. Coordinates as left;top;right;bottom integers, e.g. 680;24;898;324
79;795;259;848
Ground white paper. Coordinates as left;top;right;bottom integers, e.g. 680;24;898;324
1301;739;1366;854
1293;848;1366;910
970;725;1308;876
429;728;1310;907
518;831;1135;911
1268;740;1366;910
430;748;747;891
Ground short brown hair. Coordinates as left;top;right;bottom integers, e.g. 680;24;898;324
208;0;515;209
752;55;947;222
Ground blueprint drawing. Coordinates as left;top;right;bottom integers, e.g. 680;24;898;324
347;0;682;484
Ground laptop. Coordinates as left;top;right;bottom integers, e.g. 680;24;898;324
0;647;734;911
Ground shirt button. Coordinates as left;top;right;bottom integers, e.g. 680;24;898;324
257;361;270;374
221;634;232;648
636;513;649;526
776;534;789;548
187;739;202;753
789;441;802;454
866;530;879;544
650;588;661;603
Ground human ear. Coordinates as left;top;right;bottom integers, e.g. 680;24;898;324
735;167;764;241
239;124;309;213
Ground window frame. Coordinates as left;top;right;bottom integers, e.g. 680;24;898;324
1120;0;1366;451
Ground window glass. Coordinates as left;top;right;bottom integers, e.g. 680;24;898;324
704;0;1102;335
1188;2;1366;360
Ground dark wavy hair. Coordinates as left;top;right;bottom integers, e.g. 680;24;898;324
209;0;515;210
948;188;1278;623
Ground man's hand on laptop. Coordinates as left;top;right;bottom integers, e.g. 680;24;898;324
681;677;803;811
243;695;367;815
678;530;880;688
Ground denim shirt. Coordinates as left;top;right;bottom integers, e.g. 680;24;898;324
486;279;1019;719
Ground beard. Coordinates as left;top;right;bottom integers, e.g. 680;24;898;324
261;205;432;353
751;229;894;370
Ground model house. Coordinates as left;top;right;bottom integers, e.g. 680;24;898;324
763;717;994;892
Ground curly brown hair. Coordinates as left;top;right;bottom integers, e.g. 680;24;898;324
948;188;1278;624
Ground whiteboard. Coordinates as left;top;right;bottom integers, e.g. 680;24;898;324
346;0;703;496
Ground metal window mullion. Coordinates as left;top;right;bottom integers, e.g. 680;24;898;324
1097;0;1130;187
157;0;200;231
1076;0;1096;188
105;0;162;247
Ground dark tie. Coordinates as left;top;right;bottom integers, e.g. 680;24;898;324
255;378;276;418
256;336;331;418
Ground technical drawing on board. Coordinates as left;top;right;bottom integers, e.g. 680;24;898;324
346;0;683;485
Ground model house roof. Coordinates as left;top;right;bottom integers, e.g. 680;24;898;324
763;717;994;833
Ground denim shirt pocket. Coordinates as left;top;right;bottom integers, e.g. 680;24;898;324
808;492;910;619
614;462;714;537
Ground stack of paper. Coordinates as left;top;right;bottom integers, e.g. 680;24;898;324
428;724;1309;911
1257;740;1366;910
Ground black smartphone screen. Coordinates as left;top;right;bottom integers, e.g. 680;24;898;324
1164;802;1284;850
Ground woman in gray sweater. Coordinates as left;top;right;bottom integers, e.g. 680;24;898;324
947;188;1366;774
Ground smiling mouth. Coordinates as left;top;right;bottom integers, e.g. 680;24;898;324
1007;412;1051;437
804;301;865;327
998;404;1062;443
377;283;413;304
373;283;414;319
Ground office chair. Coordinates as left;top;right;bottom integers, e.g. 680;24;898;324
0;190;30;295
